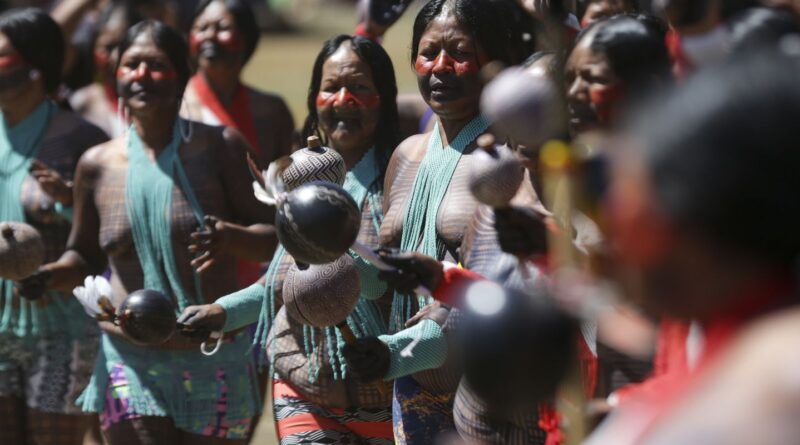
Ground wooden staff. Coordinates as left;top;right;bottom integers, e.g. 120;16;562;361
540;140;586;445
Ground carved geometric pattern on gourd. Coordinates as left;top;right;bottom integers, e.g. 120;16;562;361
283;254;361;328
282;148;347;190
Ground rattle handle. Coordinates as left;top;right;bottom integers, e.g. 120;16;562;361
337;322;391;398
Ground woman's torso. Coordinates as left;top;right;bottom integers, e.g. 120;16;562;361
93;123;244;313
181;81;293;167
269;189;393;409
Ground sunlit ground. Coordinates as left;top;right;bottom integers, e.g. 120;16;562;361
241;2;422;442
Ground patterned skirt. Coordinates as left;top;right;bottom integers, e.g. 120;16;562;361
273;378;393;444
392;376;456;445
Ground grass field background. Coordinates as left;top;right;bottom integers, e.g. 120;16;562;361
240;2;421;442
242;1;423;126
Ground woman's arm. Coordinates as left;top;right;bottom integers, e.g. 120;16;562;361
41;146;109;293
190;127;277;273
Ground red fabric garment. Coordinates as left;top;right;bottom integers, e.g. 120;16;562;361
353;23;382;42
104;81;118;114
189;74;260;157
665;30;693;80
431;266;485;307
539;403;565;445
189;73;263;287
611;318;691;405
577;335;599;399
622;276;794;443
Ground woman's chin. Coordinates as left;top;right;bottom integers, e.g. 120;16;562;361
428;99;480;121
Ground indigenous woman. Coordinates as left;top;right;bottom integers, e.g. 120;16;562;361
0;8;108;445
561;14;674;399
33;21;275;444
565;14;671;139
182;0;294;168
183;0;294;288
179;34;400;444
69;2;143;138
586;50;800;445
340;0;527;443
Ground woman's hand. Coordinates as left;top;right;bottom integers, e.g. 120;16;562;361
404;300;450;328
342;336;391;382
14;268;51;300
188;216;233;273
494;206;549;259
176;303;227;341
189;215;274;273
376;249;444;294
30;160;73;206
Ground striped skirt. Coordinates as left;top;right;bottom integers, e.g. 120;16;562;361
273;378;393;444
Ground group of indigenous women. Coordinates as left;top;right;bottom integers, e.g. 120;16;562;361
2;0;800;444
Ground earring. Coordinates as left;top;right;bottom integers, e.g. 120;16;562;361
28;69;41;81
180;97;193;142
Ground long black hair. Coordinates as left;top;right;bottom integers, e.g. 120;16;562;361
115;20;191;98
632;51;800;268
192;0;260;63
574;14;671;95
0;8;64;93
411;0;529;68
729;7;800;54
302;34;399;179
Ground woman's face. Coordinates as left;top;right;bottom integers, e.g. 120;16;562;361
316;42;380;154
116;33;181;113
94;9;130;81
414;13;487;121
0;32;32;102
190;1;246;70
564;36;622;136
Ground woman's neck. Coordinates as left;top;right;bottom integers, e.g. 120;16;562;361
132;110;178;151
202;66;241;106
1;89;47;127
336;143;371;170
437;113;478;147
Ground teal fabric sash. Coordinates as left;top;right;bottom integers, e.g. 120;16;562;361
254;147;387;382
79;120;261;423
125;120;204;313
0;100;86;338
390;115;490;332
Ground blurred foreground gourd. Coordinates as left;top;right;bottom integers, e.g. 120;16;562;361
469;134;525;208
0;222;44;280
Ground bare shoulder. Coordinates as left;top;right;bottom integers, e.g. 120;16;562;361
76;137;123;179
393;132;429;160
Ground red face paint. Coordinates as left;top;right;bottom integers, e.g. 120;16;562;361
0;53;23;70
117;63;178;82
94;50;110;74
316;87;380;109
415;50;482;76
216;29;245;52
190;26;245;56
189;32;202;56
590;83;625;123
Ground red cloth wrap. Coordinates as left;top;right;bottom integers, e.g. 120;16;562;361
431;267;485;307
189;73;263;287
189;74;259;156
